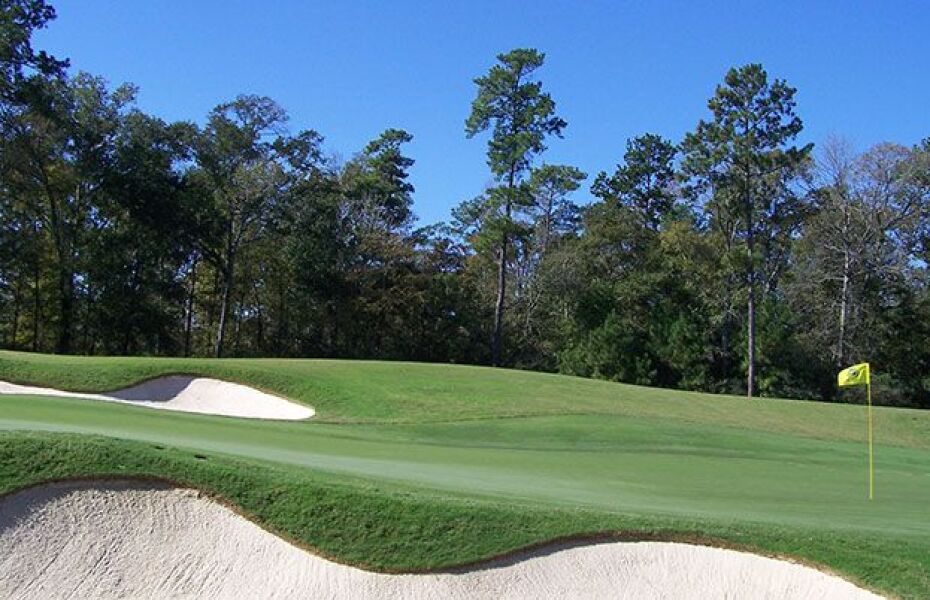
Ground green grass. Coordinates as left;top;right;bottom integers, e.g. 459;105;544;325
1;350;929;598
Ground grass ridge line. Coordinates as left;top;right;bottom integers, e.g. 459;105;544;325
0;474;889;599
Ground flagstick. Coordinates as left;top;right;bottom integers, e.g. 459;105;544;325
867;379;874;501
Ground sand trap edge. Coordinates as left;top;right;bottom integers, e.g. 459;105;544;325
0;374;315;421
0;475;887;599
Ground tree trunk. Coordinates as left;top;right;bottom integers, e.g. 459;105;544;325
540;195;553;255
56;264;74;354
837;247;851;367
720;299;732;380
254;286;264;352
9;286;20;349
82;289;93;354
32;226;40;352
746;202;756;399
51;186;81;355
492;174;516;367
121;323;132;355
233;296;243;355
491;232;507;366
330;301;339;358
184;259;198;357
836;206;852;368
746;277;755;398
275;280;286;355
214;264;233;358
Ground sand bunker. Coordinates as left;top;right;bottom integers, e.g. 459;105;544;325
0;376;314;420
0;481;881;600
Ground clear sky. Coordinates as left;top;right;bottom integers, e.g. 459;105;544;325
35;1;930;225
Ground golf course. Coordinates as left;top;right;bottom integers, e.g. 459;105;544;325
1;350;928;598
3;0;930;597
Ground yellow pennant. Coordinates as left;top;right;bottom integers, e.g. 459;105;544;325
838;362;870;387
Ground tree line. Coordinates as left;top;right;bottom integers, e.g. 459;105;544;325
2;2;929;407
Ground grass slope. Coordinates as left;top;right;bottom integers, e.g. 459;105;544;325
1;350;928;598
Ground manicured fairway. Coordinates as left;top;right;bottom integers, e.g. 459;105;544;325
1;350;929;598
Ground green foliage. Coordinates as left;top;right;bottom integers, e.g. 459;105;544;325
526;164;585;243
465;48;565;181
592;133;678;230
679;63;814;396
346;128;415;230
0;0;67;103
0;16;928;406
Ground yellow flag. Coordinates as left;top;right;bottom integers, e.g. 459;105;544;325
838;362;870;387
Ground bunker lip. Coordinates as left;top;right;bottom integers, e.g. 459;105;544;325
0;376;314;421
0;479;884;600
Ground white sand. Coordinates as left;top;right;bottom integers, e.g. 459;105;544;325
0;376;314;420
0;481;882;600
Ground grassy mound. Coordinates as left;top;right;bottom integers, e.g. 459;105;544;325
1;350;928;598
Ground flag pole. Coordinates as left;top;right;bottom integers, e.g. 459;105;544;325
867;372;874;501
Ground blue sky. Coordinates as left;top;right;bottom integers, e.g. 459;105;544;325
36;1;930;225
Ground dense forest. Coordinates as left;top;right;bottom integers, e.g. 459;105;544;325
2;2;928;407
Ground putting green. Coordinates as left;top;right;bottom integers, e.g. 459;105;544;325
1;350;928;598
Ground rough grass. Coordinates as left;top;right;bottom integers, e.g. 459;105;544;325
1;350;929;598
